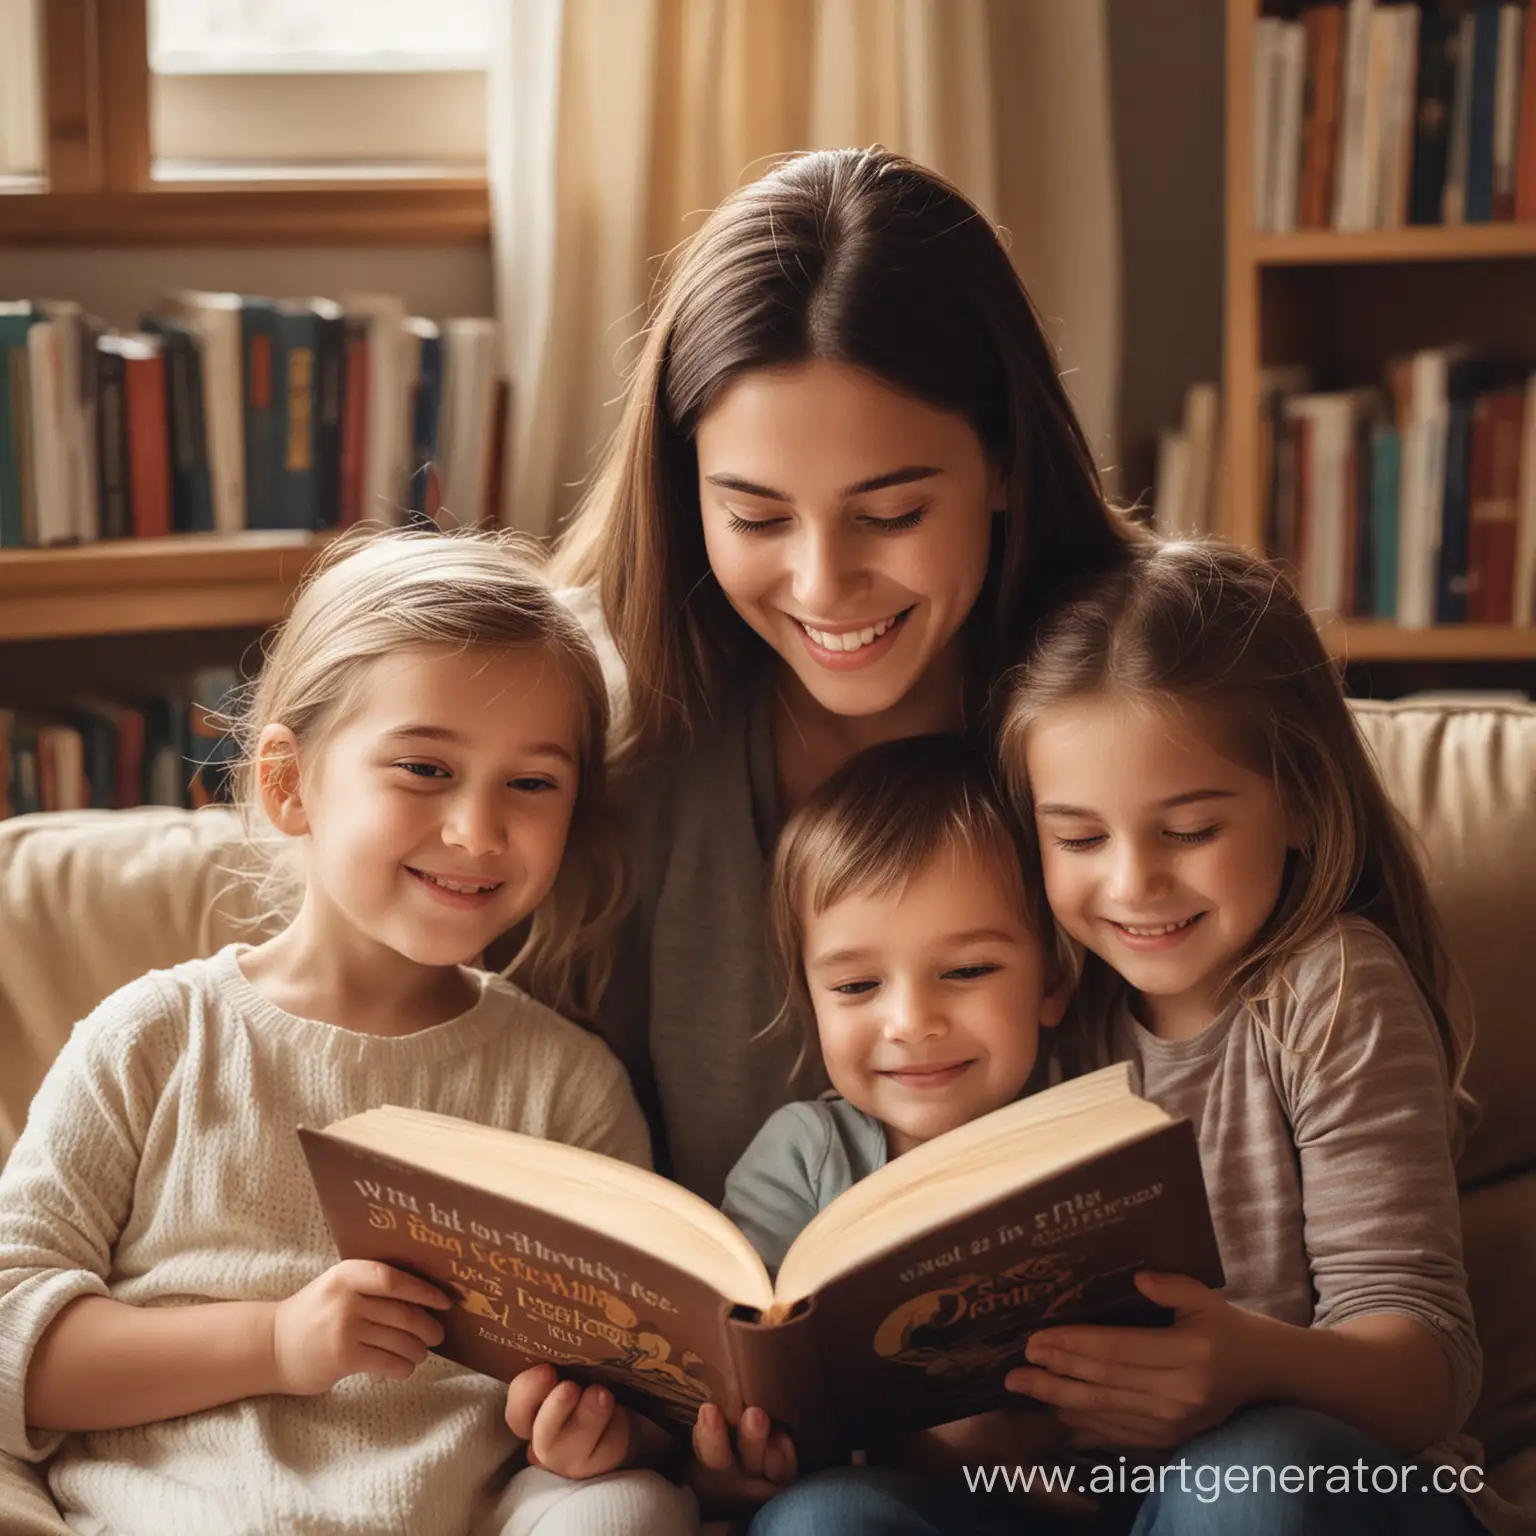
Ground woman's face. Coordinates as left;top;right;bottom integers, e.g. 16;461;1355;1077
696;360;1002;720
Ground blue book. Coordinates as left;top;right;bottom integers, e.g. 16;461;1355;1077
308;299;345;529
1436;361;1496;622
270;307;322;530
0;305;40;548
1464;3;1500;222
1370;426;1400;621
240;299;281;530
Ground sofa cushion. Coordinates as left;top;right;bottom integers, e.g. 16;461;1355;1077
1351;700;1536;1189
0;807;267;1159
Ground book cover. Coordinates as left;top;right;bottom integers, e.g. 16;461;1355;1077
269;307;321;531
1369;423;1401;620
102;336;170;541
0;306;40;548
242;299;281;531
96;339;132;540
1464;2;1502;222
1299;4;1344;230
1410;7;1460;224
1443;11;1478;223
309;299;346;530
1436;359;1499;622
1516;0;1536;219
338;317;369;528
404;317;444;525
141;318;215;534
1491;4;1523;219
1465;388;1524;623
300;1067;1224;1456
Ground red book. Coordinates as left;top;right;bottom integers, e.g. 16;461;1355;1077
1466;389;1525;623
101;335;170;538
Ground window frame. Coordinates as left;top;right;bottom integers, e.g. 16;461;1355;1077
2;0;489;246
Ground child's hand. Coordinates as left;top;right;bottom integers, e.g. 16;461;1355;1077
504;1363;639;1479
271;1259;450;1395
1005;1272;1264;1448
689;1403;797;1510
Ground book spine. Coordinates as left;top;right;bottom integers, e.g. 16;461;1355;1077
242;302;280;531
1464;3;1502;222
0;317;33;547
725;1301;837;1462
273;311;321;531
1516;1;1536;220
1299;5;1344;230
1468;390;1524;624
313;312;346;529
1436;381;1480;622
339;319;369;527
160;328;215;533
1443;12;1478;223
1371;425;1400;620
1491;4;1523;219
1410;9;1458;224
96;345;132;539
407;330;444;524
125;350;171;539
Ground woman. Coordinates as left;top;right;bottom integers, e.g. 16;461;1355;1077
553;146;1132;1205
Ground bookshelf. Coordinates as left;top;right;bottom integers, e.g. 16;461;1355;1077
0;533;328;643
1224;0;1536;664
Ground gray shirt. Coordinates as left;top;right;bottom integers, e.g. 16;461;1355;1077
1082;917;1495;1507
593;663;829;1204
721;1098;889;1274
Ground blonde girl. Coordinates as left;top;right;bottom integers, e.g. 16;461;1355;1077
0;532;695;1536
997;538;1504;1536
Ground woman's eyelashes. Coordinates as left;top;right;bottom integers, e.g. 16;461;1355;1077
1049;825;1221;852
722;502;930;535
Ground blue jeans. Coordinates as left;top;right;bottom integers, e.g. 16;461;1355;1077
746;1409;1484;1535
1129;1406;1484;1536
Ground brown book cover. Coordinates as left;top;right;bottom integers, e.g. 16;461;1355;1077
1466;389;1525;623
1516;1;1536;221
299;1067;1223;1457
1299;4;1344;230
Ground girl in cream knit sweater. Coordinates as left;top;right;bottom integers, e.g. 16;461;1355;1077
0;534;696;1536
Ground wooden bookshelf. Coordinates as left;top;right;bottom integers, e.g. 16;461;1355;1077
1223;0;1536;664
0;533;329;643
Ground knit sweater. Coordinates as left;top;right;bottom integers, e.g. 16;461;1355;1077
0;945;651;1536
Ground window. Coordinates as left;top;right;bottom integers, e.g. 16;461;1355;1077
0;0;44;184
0;0;490;246
149;0;491;180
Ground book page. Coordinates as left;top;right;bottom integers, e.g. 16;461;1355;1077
324;1106;776;1312
774;1064;1170;1304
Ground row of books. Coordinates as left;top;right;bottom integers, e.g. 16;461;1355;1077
0;295;509;549
0;667;239;819
1253;0;1536;234
1261;352;1536;623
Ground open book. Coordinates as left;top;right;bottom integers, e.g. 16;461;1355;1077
299;1063;1223;1453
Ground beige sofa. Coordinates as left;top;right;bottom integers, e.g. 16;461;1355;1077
1;698;1534;1529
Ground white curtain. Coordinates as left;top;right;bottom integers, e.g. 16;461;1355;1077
488;0;1120;536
